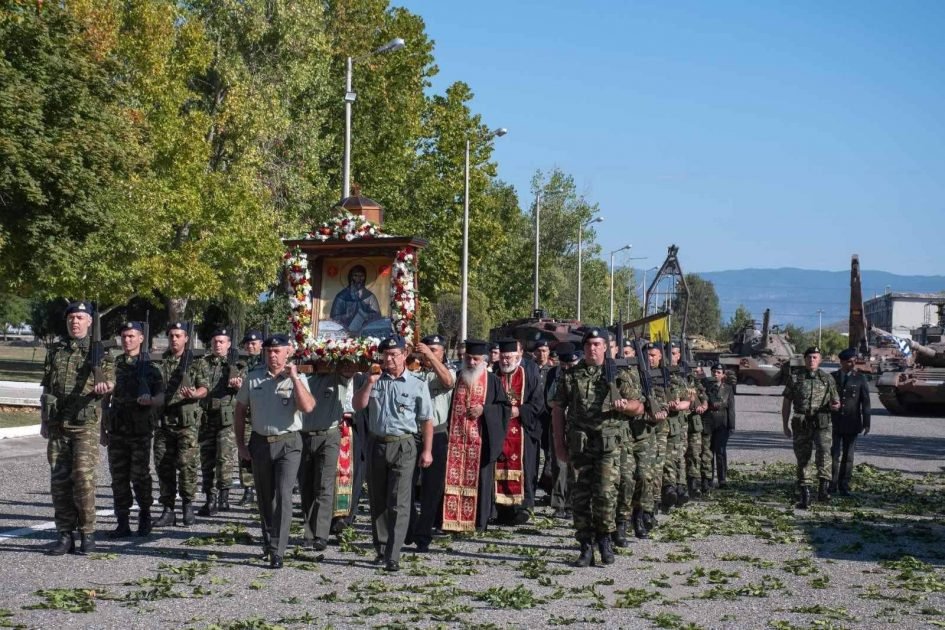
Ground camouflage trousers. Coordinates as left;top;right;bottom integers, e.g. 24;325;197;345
699;429;714;479
107;433;153;517
617;423;654;521
153;424;199;506
47;423;99;534
685;426;703;480
647;422;669;510
661;417;684;487
199;410;235;493
791;415;833;486
569;427;621;540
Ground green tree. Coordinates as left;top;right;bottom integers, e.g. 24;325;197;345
0;294;31;338
721;305;754;341
672;274;721;340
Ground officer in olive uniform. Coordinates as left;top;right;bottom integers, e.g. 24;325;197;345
353;335;433;573
782;346;840;508
197;328;240;515
154;322;208;527
547;343;579;520
704;363;735;488
553;329;645;567
102;321;164;538
236;330;264;505
829;348;871;496
41;301;115;555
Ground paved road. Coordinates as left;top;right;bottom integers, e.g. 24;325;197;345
0;380;41;406
0;387;942;629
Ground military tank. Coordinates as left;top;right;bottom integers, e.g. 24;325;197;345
489;309;586;351
874;304;945;415
693;308;796;386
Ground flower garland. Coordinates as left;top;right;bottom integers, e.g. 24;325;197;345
284;210;418;360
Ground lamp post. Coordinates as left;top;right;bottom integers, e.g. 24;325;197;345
576;216;603;321
460;127;508;341
342;37;405;199
624;256;648;320
532;188;562;312
817;309;824;347
641;266;658;316
609;245;632;324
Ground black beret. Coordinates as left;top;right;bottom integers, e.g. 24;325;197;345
241;330;263;344
488;342;500;352
804;346;821;356
167;321;189;334
65;301;93;316
642;342;661;352
622;338;634;347
532;340;549;350
210;328;231;339
121;321;143;333
838;348;856;361
669;342;679;349
711;363;724;371
421;334;444;347
263;334;291;348
498;338;518;353
464;339;489;356
582;328;606;344
379;335;406;351
556;342;579;363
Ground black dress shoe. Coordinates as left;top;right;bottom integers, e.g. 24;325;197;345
270;555;283;569
313;537;328;551
384;560;400;572
415;541;430;553
373;553;385;565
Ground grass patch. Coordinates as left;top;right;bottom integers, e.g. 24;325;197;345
474;584;542;609
183;523;254;547
0;409;39;429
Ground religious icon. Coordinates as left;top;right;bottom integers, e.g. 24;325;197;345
316;257;393;339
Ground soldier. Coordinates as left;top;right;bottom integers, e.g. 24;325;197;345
782;346;840;509
236;330;263;505
236;334;314;569
658;344;690;513
102;321;163;538
829;348;871;496
197;328;239;516
154;322;208;528
353;335;433;573
679;350;708;501
409;335;455;552
546;343;579;520
704;364;735;488
41;301;114;555
621;339;635;361
553;328;645;567
642;343;675;531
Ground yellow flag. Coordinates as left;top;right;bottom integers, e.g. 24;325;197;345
649;315;670;342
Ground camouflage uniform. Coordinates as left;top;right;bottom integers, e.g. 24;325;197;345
42;336;114;535
684;374;707;482
105;352;163;520
239;354;262;489
698;382;715;486
555;361;641;541
199;353;238;498
154;352;208;508
783;369;838;486
655;373;687;505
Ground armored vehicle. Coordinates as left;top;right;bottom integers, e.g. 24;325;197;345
874;302;945;416
490;309;586;351
693;309;796;386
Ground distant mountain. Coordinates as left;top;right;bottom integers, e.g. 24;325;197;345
635;267;945;331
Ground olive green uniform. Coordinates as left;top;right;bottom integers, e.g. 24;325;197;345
783;368;838;486
199;354;238;497
684;374;707;481
655;373;687;503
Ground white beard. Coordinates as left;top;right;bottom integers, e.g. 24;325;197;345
499;358;521;375
461;362;487;388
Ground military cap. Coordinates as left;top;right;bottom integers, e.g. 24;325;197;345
263;334;291;348
498;338;518;353
622;338;634;348
711;363;724;372
488;341;500;352
210;327;231;339
532;340;549;350
555;342;578;363
65;301;93;316
838;348;856;361
668;341;679;349
379;335;406;351
581;328;607;344
421;334;445;347
241;330;263;344
642;342;661;352
464;339;489;356
804;346;821;356
121;321;144;333
167;321;189;334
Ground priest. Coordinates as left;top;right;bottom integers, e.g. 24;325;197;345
442;339;510;532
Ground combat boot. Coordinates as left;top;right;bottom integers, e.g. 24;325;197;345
676;482;690;507
137;509;152;537
633;509;649;539
689;476;702;499
818;480;831;503
77;532;96;555
660;485;677;513
573;541;595;568
153;505;176;527
181;502;196;526
218;489;230;512
612;520;629;548
642;510;657;531
795;486;811;510
597;534;616;565
197;491;218;517
108;514;132;539
238;487;255;506
45;531;75;556
701;476;712;494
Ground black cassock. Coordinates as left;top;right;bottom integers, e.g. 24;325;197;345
446;372;510;531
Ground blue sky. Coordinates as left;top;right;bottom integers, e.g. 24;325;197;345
400;0;945;277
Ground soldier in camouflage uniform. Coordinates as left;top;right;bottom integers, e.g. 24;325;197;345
237;330;263;505
102;321;164;538
698;366;716;494
552;329;645;567
682;356;708;501
781;347;839;509
197;328;240;516
656;344;690;514
41;301;115;555
154;322;208;527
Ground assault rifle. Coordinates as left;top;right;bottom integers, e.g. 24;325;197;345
179;322;195;389
631;335;655;417
227;323;242;382
137;313;152;399
91;304;105;386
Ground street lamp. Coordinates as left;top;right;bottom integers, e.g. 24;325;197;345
624;256;648;321
342;37;406;199
609;245;632;324
532;187;563;312
817;309;824;347
576;216;603;321
641;266;658;316
460;127;508;341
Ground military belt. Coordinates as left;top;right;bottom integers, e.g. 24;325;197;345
301;426;339;436
253;431;297;443
372;433;414;443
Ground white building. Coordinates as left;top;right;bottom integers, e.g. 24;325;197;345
864;292;945;339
